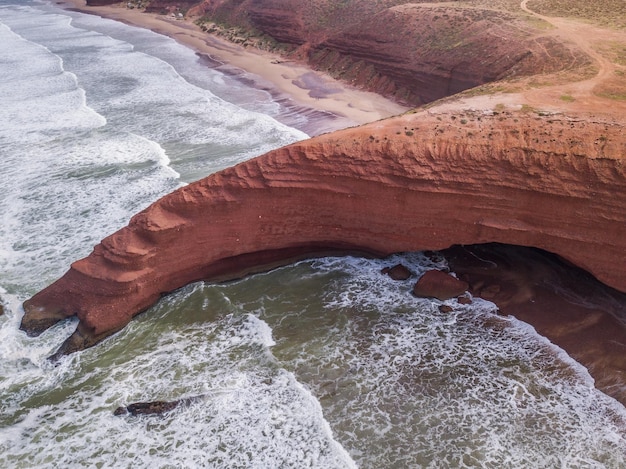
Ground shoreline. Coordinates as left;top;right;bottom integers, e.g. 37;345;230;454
445;244;626;405
56;0;409;136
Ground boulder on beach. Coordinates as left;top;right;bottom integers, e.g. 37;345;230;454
413;270;469;301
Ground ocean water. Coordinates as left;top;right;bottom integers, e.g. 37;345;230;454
0;1;625;467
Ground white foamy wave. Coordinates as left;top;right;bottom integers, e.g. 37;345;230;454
243;255;626;467
2;3;306;184
241;313;277;348
0;293;355;468
129;132;181;178
315;251;448;312
72;43;307;167
0;129;181;292
506;315;597;388
65;9;312;130
0;21;106;143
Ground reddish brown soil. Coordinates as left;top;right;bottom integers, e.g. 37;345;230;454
112;0;626;112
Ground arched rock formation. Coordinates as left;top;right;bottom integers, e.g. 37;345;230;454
21;111;626;357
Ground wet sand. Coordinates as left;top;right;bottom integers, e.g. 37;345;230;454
445;244;626;405
58;0;409;136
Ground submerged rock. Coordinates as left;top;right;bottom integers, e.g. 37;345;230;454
457;296;473;305
381;264;412;280
114;396;203;417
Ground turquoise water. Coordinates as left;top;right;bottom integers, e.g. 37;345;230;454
0;2;625;467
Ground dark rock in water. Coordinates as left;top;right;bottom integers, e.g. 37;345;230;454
439;305;454;313
0;302;4;316
413;270;469;300
114;396;203;417
85;0;119;5
381;264;412;280
114;401;178;417
457;296;473;305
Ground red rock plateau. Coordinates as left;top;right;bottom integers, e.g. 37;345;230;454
413;270;469;301
22;110;626;353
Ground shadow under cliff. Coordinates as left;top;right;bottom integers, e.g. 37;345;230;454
445;243;626;404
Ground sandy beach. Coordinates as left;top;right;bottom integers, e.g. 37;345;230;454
58;0;409;135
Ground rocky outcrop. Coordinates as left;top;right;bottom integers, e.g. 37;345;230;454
21;110;626;358
382;264;412;281
113;395;204;416
85;0;120;6
114;401;179;416
144;0;202;14
412;270;469;300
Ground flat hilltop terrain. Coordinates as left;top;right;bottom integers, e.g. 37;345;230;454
445;0;626;118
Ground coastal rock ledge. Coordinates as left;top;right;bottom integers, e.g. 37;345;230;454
21;111;626;357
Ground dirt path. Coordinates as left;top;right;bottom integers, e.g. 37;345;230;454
517;0;626;113
432;1;626;118
521;0;609;75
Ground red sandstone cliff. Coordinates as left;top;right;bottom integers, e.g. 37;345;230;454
21;110;626;358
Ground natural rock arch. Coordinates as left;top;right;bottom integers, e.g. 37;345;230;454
21;111;626;358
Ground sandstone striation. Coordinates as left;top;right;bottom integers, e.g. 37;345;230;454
21;110;626;359
306;5;584;105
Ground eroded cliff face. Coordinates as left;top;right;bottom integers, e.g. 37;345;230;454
21;110;626;359
307;5;586;105
187;0;590;105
